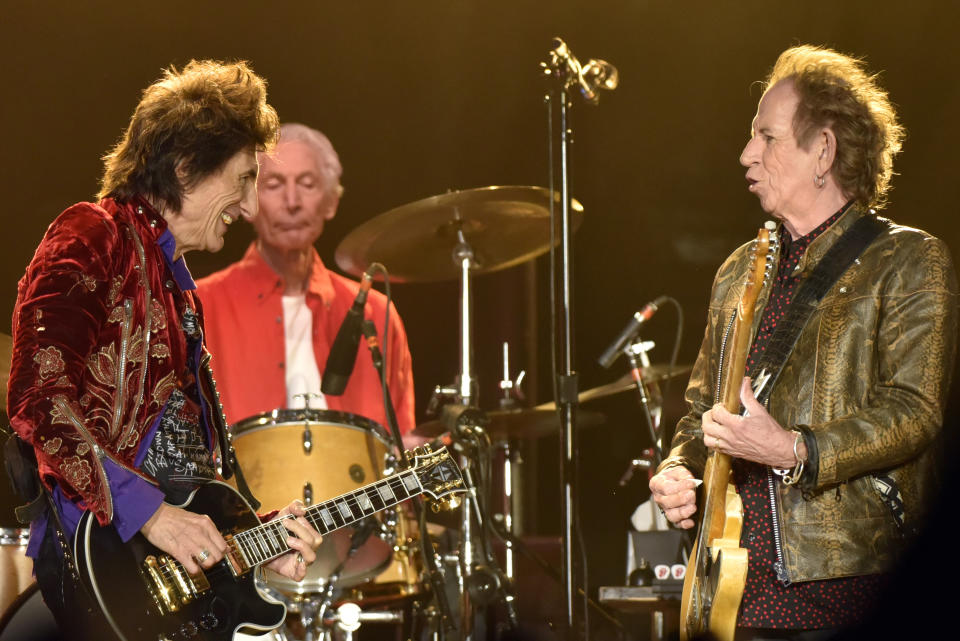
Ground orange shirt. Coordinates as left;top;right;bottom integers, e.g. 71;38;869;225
195;243;415;435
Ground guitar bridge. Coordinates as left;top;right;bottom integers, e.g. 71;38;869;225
143;554;198;614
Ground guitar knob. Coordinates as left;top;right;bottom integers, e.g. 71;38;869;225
178;622;199;638
199;612;219;630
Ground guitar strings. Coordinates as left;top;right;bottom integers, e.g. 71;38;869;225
148;469;429;589
233;471;418;564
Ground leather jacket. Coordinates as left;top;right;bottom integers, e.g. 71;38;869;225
659;207;958;582
7;197;214;527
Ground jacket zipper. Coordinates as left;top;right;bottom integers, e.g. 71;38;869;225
715;313;737;404
766;466;791;585
111;298;132;437
118;226;152;449
53;396;115;522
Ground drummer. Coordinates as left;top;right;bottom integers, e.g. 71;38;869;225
197;123;421;445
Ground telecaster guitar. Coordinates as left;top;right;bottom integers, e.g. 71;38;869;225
74;446;465;641
679;223;776;641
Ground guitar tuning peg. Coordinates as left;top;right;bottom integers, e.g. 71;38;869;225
431;495;462;513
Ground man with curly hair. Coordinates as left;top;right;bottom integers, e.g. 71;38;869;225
7;60;323;640
649;45;957;639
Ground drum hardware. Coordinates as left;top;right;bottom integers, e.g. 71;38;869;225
498;341;526;411
495;342;525;580
357;318;460;638
333;180;591;641
321;602;404;641
292;392;324;455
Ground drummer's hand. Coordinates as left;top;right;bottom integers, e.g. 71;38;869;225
401;432;433;449
141;503;228;575
263;500;323;581
649;465;699;530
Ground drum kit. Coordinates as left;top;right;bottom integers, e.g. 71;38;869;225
221;185;688;641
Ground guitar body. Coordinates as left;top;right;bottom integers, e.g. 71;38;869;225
680;225;775;641
70;447;464;641
75;481;286;641
679;477;748;641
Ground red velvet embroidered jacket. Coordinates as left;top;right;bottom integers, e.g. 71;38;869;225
7;197;202;526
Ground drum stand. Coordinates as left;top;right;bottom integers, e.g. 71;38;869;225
424;229;521;641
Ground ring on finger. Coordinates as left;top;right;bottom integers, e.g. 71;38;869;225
196;548;210;563
296;552;304;564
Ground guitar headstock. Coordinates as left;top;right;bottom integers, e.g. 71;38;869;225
406;445;466;511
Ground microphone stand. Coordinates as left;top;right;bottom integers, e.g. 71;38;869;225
360;320;458;637
543;40;581;639
542;40;619;639
622;340;663;467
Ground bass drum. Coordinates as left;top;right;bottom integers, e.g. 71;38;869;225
229;409;394;594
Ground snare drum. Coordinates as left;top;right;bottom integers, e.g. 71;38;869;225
229;409;394;594
0;529;34;623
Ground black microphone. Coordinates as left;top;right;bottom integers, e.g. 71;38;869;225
321;269;374;395
597;296;668;369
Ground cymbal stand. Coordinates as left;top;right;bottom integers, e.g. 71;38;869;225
453;224;479;407
496;341;526;581
541;37;618;639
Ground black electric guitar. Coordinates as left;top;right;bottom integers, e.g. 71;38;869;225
74;446;464;641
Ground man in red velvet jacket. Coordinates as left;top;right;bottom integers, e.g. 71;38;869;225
7;61;322;640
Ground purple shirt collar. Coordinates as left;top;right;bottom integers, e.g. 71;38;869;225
156;229;197;291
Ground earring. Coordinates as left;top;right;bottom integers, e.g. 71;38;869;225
815;174;826;188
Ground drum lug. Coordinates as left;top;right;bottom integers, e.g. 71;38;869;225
302;425;313;454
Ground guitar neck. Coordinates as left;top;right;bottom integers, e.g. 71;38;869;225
231;469;422;567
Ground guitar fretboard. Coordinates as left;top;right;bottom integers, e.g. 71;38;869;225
231;469;422;567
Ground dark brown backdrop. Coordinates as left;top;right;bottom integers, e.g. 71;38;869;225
3;1;958;634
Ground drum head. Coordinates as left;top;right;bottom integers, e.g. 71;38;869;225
230;409;396;594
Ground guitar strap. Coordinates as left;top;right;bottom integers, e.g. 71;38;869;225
198;352;261;512
750;213;887;485
751;213;886;405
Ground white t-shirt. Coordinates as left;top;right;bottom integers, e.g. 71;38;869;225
281;294;327;410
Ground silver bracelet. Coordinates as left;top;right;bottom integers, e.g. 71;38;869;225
772;430;805;485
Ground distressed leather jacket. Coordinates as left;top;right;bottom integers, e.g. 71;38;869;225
659;207;958;582
7;197;217;527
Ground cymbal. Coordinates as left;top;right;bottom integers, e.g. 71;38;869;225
1;333;11;415
535;364;692;409
413;407;605;440
335;186;584;282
